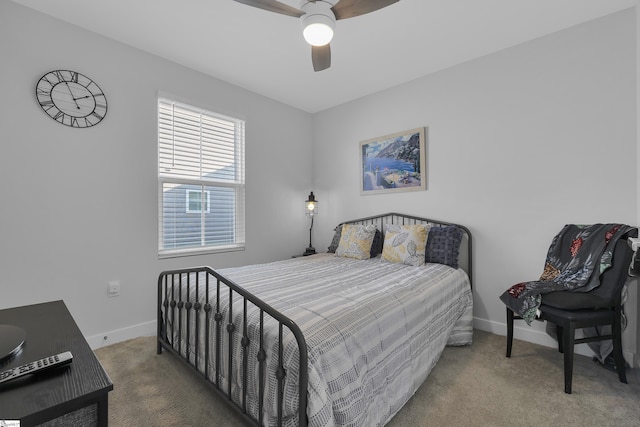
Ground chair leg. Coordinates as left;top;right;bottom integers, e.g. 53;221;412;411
506;307;514;357
612;312;628;384
563;323;575;394
556;325;564;353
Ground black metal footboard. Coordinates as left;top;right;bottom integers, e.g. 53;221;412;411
157;266;309;427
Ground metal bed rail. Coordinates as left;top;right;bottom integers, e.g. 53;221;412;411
157;266;309;427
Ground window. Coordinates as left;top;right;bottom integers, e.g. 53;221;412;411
158;98;245;257
186;189;210;213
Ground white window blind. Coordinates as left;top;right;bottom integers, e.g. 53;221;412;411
158;98;245;257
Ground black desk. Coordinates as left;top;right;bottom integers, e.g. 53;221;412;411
0;301;113;426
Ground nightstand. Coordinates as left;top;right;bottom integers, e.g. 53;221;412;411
0;301;113;426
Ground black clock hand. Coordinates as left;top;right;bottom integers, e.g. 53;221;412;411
64;82;81;109
73;95;91;101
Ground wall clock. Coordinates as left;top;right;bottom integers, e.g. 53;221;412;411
36;70;107;128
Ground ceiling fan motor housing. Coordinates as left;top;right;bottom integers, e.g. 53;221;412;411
301;0;337;46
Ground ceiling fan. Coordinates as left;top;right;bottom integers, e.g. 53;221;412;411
233;0;401;72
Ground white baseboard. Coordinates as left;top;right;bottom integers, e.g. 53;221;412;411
474;316;567;350
474;317;637;367
86;316;637;368
86;320;157;350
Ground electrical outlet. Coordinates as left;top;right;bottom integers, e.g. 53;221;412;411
108;280;120;297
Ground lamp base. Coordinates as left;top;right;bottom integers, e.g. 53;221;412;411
304;247;316;256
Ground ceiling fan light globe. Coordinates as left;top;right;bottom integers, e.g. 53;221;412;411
300;1;336;47
303;22;334;46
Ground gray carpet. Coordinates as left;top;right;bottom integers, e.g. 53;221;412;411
95;330;640;426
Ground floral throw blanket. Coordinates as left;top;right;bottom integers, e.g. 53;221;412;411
500;223;634;324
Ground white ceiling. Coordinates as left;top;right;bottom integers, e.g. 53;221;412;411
10;0;638;113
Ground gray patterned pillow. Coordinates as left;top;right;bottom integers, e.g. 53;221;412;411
381;224;430;266
329;224;382;257
335;224;377;260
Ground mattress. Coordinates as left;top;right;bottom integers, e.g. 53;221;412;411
163;253;473;427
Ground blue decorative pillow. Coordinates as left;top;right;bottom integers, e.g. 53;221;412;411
425;225;463;268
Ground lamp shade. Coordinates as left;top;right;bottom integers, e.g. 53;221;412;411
305;191;318;216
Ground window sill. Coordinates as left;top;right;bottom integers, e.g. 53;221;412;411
158;245;245;259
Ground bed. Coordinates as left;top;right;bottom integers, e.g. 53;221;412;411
157;212;473;426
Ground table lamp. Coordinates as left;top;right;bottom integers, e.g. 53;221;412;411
304;192;318;255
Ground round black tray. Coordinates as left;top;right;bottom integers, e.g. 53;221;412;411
0;324;26;362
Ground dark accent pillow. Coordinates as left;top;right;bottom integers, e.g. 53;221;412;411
328;224;382;258
370;229;383;257
327;224;343;253
425;225;463;268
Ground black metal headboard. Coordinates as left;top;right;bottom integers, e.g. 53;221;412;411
339;212;473;287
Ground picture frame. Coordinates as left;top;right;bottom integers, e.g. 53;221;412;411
360;127;426;195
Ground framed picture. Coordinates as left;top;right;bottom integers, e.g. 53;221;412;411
360;127;426;195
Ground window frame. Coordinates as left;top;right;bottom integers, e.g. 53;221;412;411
157;98;245;259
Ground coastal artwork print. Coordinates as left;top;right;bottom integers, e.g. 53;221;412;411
360;127;426;195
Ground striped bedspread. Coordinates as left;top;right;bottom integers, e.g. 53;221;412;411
166;253;473;427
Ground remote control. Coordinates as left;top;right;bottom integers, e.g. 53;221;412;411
0;351;73;384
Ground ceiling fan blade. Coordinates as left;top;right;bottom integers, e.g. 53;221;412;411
331;0;400;20
312;44;331;72
233;0;304;18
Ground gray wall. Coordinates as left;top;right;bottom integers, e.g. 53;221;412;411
312;9;639;362
0;0;314;346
